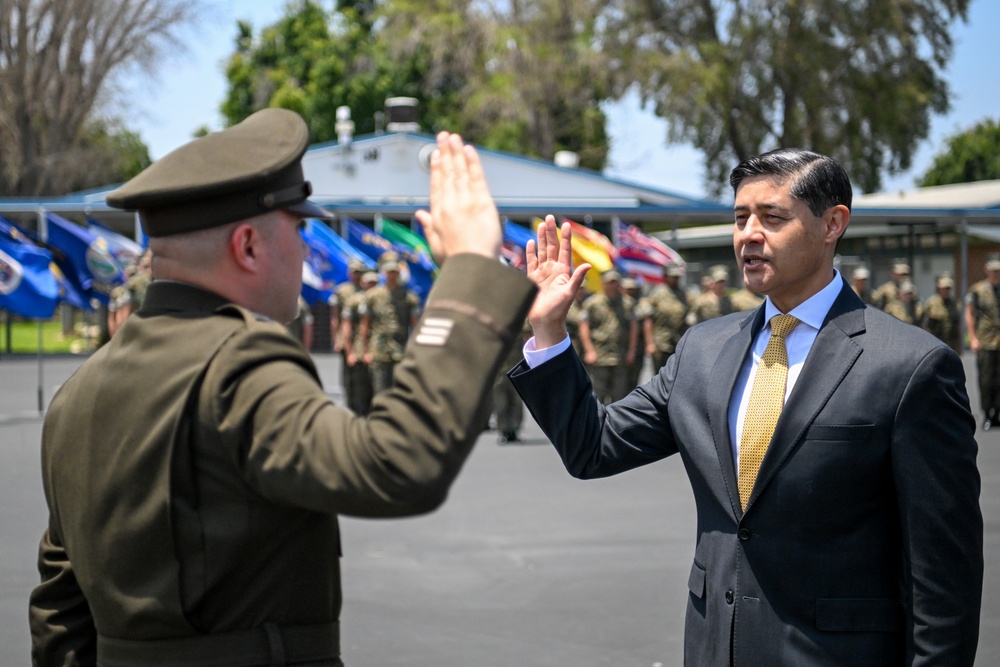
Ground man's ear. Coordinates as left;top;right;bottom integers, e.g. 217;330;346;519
825;204;850;244
229;222;262;273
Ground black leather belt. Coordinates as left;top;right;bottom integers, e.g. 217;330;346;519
97;621;340;666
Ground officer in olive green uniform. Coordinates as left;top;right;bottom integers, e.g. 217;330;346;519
578;270;637;404
966;256;1000;429
359;260;422;395
922;273;962;354
642;263;689;373
29;112;536;666
339;271;377;415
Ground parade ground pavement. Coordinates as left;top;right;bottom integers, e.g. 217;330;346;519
2;351;998;666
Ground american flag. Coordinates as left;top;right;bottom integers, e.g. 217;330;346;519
613;219;685;285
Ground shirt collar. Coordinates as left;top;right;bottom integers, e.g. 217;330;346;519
762;269;842;331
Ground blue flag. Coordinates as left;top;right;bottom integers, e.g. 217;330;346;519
0;237;59;318
301;220;372;289
344;218;433;300
45;213;122;304
0;216;91;310
87;217;144;268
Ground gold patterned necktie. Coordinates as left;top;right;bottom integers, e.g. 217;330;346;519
738;314;800;510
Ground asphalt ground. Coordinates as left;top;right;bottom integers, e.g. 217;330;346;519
2;351;998;666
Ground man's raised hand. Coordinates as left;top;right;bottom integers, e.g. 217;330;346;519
526;216;590;349
415;132;501;265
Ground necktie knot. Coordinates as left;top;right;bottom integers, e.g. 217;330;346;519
770;314;800;340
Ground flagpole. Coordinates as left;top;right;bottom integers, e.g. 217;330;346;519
36;207;48;414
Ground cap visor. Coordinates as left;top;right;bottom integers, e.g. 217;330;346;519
285;199;334;220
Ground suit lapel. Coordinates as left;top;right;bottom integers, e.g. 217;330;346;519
709;307;764;519
744;282;867;512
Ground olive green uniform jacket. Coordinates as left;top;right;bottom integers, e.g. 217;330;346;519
30;254;535;666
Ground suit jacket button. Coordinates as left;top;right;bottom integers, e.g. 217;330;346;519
738;528;751;541
725;590;735;604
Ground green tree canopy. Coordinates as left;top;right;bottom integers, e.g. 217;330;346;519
920;118;1000;187
221;0;612;170
602;0;970;196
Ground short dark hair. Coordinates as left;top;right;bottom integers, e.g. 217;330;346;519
729;148;852;216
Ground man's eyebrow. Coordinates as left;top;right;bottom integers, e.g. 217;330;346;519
733;202;791;213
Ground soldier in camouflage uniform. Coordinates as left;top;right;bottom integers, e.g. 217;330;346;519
622;276;647;389
578;270;637;404
565;284;588;357
107;250;152;338
884;280;922;325
872;260;913;311
339;271;377;415
333;259;369;409
360;260;422;395
966;256;1000;429
730;287;763;311
688;264;733;324
642;263;689;373
850;266;875;305
493;320;531;443
922;273;962;354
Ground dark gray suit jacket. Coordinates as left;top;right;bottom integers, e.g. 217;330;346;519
510;281;982;666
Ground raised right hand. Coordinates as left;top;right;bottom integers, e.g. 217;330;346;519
525;216;590;349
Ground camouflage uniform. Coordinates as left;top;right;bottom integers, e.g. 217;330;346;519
643;282;689;373
493;322;531;443
565;298;585;357
361;284;421;395
922;293;962;353
883;299;923;325
689;291;732;324
579;292;636;404
730;289;763;312
967;279;1000;421
341;289;374;415
333;279;363;408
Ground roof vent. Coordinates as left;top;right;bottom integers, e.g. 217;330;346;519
554;150;580;169
385;97;420;133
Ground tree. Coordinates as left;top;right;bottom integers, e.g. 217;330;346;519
0;0;201;196
602;0;970;196
222;1;425;140
221;0;613;170
920;118;1000;187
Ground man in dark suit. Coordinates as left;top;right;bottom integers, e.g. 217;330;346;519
510;149;982;665
30;112;536;665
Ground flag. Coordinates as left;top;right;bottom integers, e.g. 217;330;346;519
0;236;59;318
301;260;332;305
301;225;349;289
345;218;433;300
87;216;143;268
45;213;121;304
0;216;91;310
537;218;616;294
501;220;536;269
309;219;372;271
613;218;685;285
376;217;437;271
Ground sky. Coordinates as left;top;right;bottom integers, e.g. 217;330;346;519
124;0;1000;201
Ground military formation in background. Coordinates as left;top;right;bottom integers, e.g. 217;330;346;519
319;240;999;434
